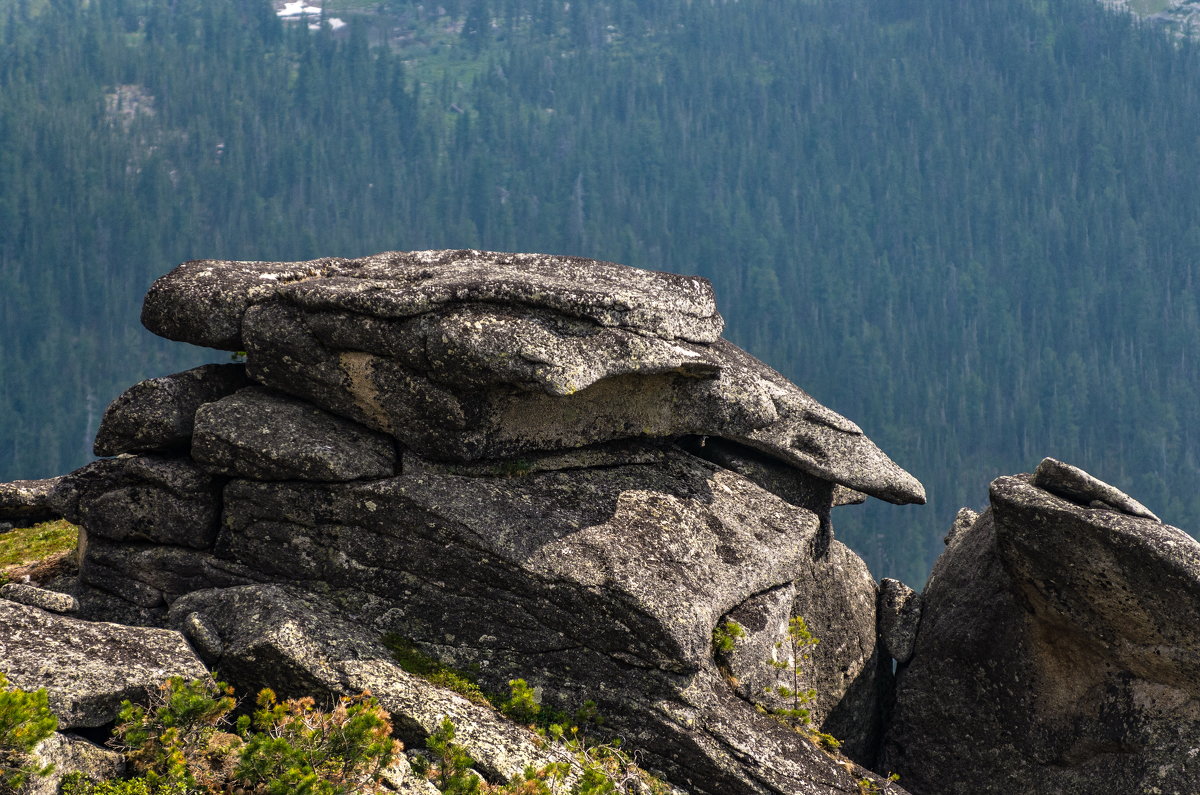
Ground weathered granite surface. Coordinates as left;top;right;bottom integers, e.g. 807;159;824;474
191;386;396;481
0;478;62;526
883;466;1200;795
49;456;221;549
0;600;208;728
93;364;248;457
10;250;935;794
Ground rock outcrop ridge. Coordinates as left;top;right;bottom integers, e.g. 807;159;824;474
882;457;1200;794
28;250;925;794
5;250;1198;794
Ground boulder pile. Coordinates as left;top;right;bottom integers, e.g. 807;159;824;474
40;251;925;794
5;250;1197;794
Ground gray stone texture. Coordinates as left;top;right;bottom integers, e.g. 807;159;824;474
242;302;923;506
93;363;249;457
0;600;208;728
0;478;62;526
876;578;920;664
27;250;933;795
136;251;923;505
166;585;583;786
141;250;724;350
204;448;903;794
0;582;78;614
1031;455;1161;522
49;455;222;549
191;387;396;481
883;467;1200;795
22;733;125;795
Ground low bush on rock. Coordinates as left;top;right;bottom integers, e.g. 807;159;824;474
0;671;58;792
61;677;400;795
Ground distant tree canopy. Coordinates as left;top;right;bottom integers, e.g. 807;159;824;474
2;0;1198;584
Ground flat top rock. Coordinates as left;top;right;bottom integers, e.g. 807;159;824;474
142;250;722;350
0;477;62;524
0;600;208;728
191;386;396;481
1031;456;1160;522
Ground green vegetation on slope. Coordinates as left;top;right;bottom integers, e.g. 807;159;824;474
0;520;78;584
2;0;1199;583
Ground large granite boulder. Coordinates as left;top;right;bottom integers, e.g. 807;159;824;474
49;455;222;549
40;250;926;794
0;478;62;527
882;460;1200;794
0;600;208;728
138;251;923;505
92;364;249;457
22;733;125;795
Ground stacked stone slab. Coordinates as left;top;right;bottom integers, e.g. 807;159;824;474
52;250;926;794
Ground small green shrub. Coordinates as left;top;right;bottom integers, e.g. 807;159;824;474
111;676;237;791
416;680;668;795
382;635;490;706
765;616;819;731
76;677;400;795
412;717;481;795
0;671;58;792
58;773;175;794
762;616;846;751
857;772;901;794
711;619;745;655
234;688;399;794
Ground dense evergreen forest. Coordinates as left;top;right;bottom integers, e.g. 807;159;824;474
2;0;1199;584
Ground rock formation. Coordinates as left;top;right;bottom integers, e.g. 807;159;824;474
2;250;925;794
882;457;1200;794
4;249;1196;794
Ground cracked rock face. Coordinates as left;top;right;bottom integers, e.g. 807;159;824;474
883;465;1200;795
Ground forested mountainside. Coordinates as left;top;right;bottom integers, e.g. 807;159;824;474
3;0;1200;584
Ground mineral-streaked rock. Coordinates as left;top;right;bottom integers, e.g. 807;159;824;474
49;456;221;549
141;250;724;350
0;478;62;526
243;302;924;505
883;466;1200;795
0;582;78;614
191;387;396;481
93;364;248;457
0;600;208;728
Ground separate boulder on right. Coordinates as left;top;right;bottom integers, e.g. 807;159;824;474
882;459;1200;795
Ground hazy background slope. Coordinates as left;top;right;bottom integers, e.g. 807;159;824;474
3;0;1199;584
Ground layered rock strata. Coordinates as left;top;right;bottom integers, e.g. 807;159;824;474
42;250;924;794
